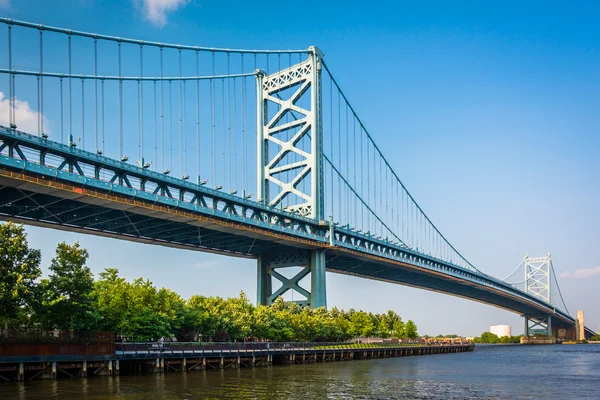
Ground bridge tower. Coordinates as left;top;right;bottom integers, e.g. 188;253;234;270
523;254;553;337
255;47;327;308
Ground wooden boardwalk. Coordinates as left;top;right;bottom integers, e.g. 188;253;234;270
0;342;474;382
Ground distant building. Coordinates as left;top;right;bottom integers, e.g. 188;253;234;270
576;310;585;341
490;325;511;337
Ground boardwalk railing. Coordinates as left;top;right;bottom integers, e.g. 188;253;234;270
115;341;471;357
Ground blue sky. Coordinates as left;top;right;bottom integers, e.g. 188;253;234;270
1;0;599;336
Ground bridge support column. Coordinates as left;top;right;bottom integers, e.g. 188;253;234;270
524;315;553;337
310;249;327;308
257;255;270;306
257;249;326;308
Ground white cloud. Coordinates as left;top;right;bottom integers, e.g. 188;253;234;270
0;0;10;10
560;266;600;279
137;0;190;27
0;92;49;134
195;260;217;269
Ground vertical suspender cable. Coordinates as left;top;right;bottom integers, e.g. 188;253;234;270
385;167;388;236
345;104;349;226
353;117;356;227
118;41;123;158
227;52;231;190
380;156;383;237
81;78;85;149
196;51;200;180
101;79;105;154
60;78;64;143
242;54;247;196
401;186;404;242
138;76;142;161
373;146;376;234
179;49;183;175
160;47;164;171
289;53;294;203
413;201;416;249
169;79;173;171
210;52;215;185
7;25;12;128
153;80;157;168
140;45;144;163
337;91;341;223
68;35;72;145
183;75;187;176
94;39;98;151
360;126;364;231
221;75;226;187
36;68;40;135
12;74;15;128
330;77;333;220
396;179;399;241
375;153;378;235
391;174;394;236
233;59;238;192
367;139;370;232
39;30;44;137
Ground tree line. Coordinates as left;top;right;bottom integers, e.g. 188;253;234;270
472;332;522;344
0;222;419;342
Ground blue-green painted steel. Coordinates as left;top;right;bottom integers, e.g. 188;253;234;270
0;128;595;337
310;249;327;308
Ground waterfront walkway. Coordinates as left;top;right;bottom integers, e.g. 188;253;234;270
0;341;473;381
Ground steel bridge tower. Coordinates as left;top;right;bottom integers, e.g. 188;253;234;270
523;254;553;336
255;47;327;308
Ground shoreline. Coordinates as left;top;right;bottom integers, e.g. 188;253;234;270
0;342;473;382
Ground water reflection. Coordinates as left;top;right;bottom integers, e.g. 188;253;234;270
1;345;599;399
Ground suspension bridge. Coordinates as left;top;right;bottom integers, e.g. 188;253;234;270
0;18;593;340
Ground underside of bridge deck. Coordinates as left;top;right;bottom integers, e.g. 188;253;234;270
0;165;591;337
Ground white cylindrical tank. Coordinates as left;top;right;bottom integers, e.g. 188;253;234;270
490;325;511;337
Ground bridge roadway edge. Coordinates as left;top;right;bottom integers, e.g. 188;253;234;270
0;126;594;338
0;343;474;381
0;166;588;336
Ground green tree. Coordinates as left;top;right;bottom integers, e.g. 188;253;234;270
348;311;375;337
392;319;405;338
94;268;131;333
404;320;418;339
0;222;41;337
479;332;500;343
377;318;390;338
187;295;218;340
45;242;95;331
383;310;401;333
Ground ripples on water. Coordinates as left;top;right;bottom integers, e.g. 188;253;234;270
1;345;599;399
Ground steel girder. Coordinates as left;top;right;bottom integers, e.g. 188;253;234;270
0;126;329;244
330;227;576;324
0;126;587;331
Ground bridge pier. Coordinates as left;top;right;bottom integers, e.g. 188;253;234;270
524;315;553;337
257;249;327;308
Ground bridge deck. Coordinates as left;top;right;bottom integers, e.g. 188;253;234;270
0;127;595;339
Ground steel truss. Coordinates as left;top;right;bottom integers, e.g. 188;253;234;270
525;255;551;303
0;127;582;327
0;126;329;248
256;48;323;220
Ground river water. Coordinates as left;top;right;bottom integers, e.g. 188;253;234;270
1;344;599;399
